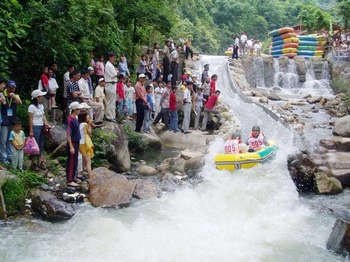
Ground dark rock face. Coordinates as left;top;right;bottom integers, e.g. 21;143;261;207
89;167;136;207
31;190;75;222
287;153;317;193
99;122;131;172
46;125;67;155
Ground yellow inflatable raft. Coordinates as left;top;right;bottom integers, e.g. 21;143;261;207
214;142;278;171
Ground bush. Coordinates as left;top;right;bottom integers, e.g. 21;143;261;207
92;128;117;167
332;77;350;107
2;169;46;216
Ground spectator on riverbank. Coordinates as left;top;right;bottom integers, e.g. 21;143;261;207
48;68;59;110
181;81;192;134
152;44;160;80
40;66;49;92
135;74;147;132
201;90;220;131
137;55;148;78
125;79;135;119
94;78;106;124
116;74;126;117
94;55;105;82
0;81;22;164
143;85;154;133
169;85;179;132
9;117;25;171
210;74;218;95
104;52;118;122
67;70;82;107
79;111;94;179
194;85;205;130
66;102;83;187
118;54;130;77
28;89;49;171
154;81;171;129
201;64;209;84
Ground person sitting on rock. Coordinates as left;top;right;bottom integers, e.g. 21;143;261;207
224;131;247;154
247;126;267;152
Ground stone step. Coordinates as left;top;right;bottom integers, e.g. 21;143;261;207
326;152;350;169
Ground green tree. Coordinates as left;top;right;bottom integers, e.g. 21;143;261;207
298;4;331;31
336;0;350;28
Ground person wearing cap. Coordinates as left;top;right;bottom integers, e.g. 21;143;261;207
28;89;50;170
94;78;106;123
0;81;22;163
247;126;267;152
66;102;83;187
104;52;118;121
134;74;147;132
201;90;220;131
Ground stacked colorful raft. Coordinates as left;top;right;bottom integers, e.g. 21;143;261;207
297;35;326;58
269;27;299;58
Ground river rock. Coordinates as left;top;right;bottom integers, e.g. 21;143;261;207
315;172;343;194
330;169;350;187
267;92;282;101
327;213;350;254
100;122;131;172
287;153;317;192
140;132;162;150
89;167;136;207
333;115;350;137
181;150;205;170
137;165;158;176
31;189;75;222
321;136;350;151
46;124;67;155
133;179;160;199
325;152;350;169
160;130;213;151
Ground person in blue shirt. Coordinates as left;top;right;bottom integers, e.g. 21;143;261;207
143;85;154;134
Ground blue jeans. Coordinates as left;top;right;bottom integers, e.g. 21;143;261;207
170;111;179;131
143;109;152;132
33;125;44;156
0;126;11;163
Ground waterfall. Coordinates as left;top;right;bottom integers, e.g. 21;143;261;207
322;61;330;80
303;60;333;97
253;57;265;87
273;58;298;89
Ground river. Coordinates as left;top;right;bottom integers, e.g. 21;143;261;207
0;56;343;262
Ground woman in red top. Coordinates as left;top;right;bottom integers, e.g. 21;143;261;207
209;74;218;95
116;74;126;116
40;66;49;92
169;86;179;132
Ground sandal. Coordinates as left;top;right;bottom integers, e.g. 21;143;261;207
67;182;79;187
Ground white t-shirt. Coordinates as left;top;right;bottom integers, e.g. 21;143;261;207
104;61;118;83
79;122;87;145
78;78;91;99
94;85;105;102
125;86;135;100
28;104;44;126
49;77;59;94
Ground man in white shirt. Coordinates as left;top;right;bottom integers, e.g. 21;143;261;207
104;52;118;121
182;81;192;133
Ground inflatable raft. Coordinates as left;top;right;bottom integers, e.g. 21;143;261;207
214;142;278;171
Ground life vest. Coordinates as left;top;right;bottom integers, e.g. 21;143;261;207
247;132;265;151
224;139;240;154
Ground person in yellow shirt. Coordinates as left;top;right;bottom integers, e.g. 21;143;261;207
9;118;25;171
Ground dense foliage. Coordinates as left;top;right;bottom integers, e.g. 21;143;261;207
0;0;348;97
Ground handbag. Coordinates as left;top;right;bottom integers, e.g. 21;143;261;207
24;137;40;155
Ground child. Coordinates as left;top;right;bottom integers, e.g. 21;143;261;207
116;74;126;117
194;86;205;130
124;79;135;118
143;85;154;133
66;102;82;187
9;118;25;171
78;112;94;179
48;68;59;110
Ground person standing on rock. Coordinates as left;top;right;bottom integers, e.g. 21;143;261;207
66;102;83;187
181;80;193;134
210;74;218;95
201;90;220;131
201;64;209;84
104;52;118;122
202;77;210;101
153;81;171;129
124;79;135;119
143;85;154;133
194;86;204;130
169;85;180;132
135;74;147;132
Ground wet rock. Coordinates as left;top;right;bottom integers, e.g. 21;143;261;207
327;213;350;255
333;115;350;137
133;179;160;199
259;97;268;104
100;122;131;172
89;167;136;207
140;132;162;150
326;152;350;169
330;169;350;187
31;189;75;222
315;172;343;194
137;165;158;176
320;139;336;150
306;96;322;104
267;93;282;101
180;150;203;160
46;125;67;155
321;136;350;151
159;173;182;192
287;153;317;193
160;130;213;151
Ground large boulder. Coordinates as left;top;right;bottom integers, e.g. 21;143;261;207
330;169;350;188
133;179;160;199
31;190;75;222
89;167;136;207
139;132;162;150
287;153;317;193
46;125;67;155
315;172;343;194
99;122;131;172
325;152;350;169
333;115;350;137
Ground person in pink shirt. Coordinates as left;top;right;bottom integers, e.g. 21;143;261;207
201;90;220;131
94;55;105;80
209;74;218;95
40;66;49;91
134;74;147;132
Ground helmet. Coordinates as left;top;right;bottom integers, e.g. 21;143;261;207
232;130;241;138
252;126;260;131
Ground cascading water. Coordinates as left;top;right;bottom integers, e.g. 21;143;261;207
272;58;299;89
0;56;342;262
253;57;265;87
